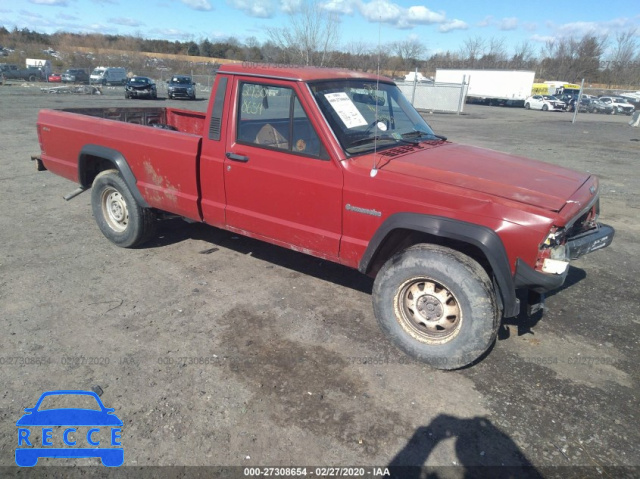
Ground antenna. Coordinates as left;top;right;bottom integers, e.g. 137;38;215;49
370;17;382;178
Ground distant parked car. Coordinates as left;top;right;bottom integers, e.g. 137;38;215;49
48;72;62;82
588;99;615;114
61;68;89;83
90;66;127;85
524;95;565;111
598;96;635;115
167;75;196;100
567;97;592;113
125;76;157;99
0;64;43;82
555;93;577;108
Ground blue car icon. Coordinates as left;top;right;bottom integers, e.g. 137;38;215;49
16;390;123;467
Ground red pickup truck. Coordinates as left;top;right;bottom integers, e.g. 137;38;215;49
34;64;613;369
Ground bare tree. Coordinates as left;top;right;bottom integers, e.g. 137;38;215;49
391;39;426;71
267;0;340;66
539;34;606;82
480;37;507;67
344;41;375;71
511;40;535;69
606;29;638;87
459;36;486;68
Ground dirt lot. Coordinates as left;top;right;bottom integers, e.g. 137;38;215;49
0;81;638;478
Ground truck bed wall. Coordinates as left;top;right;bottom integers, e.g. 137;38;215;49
61;107;206;136
38;108;205;220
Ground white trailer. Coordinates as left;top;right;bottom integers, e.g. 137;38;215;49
435;69;535;106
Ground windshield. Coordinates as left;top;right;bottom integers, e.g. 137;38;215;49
310;80;437;155
91;69;104;75
130;77;148;84
171;76;191;84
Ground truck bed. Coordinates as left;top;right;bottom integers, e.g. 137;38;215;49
38;107;207;220
59;107;207;136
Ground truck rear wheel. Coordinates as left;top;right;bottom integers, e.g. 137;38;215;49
91;169;157;248
372;244;499;370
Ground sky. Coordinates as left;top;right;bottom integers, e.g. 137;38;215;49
1;0;639;57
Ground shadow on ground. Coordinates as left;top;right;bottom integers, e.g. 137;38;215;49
147;217;374;294
387;414;543;478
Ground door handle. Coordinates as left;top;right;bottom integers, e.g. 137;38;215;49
226;152;249;162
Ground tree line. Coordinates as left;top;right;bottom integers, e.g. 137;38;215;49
1;22;638;88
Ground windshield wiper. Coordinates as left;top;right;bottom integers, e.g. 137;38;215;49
348;134;419;149
402;130;448;141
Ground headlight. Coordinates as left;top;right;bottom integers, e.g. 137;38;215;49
542;227;566;247
537;227;569;274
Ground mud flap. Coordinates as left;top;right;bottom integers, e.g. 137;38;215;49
527;290;545;317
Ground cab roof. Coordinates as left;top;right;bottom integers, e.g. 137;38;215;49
218;63;392;83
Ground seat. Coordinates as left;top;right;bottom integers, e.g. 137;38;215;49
255;123;288;149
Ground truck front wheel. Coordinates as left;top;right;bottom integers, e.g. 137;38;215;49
91;169;157;248
372;244;499;370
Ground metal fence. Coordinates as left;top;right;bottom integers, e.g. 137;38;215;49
397;81;468;114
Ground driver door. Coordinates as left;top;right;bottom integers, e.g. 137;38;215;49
223;78;343;259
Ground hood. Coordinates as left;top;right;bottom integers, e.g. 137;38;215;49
372;143;589;211
127;83;153;90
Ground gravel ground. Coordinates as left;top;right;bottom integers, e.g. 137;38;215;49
0;81;638;478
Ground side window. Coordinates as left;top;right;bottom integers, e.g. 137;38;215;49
292;96;322;157
237;82;324;158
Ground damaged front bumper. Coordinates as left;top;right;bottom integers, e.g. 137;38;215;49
514;223;614;293
566;223;615;259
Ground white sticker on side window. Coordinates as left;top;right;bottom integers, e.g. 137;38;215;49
324;92;368;129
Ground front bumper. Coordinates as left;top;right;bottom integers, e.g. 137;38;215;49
566;223;614;259
168;88;194;98
514;223;614;293
127;88;155;97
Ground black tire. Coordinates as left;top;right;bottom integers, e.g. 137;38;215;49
372;244;499;370
524;103;530;109
28;74;36;82
542;104;548;111
91;169;157;248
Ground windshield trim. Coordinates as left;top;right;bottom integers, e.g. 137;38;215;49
308;78;435;157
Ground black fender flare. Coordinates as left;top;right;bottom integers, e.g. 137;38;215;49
78;144;149;208
359;213;519;318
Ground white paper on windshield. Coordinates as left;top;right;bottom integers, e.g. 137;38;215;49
324;92;367;129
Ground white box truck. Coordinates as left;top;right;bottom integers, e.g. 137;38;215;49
435;69;535;106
